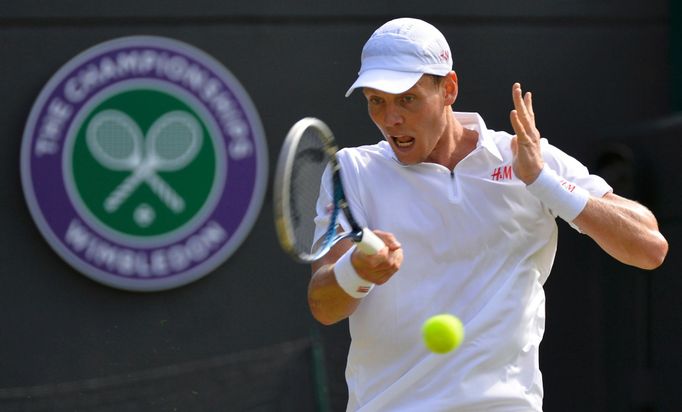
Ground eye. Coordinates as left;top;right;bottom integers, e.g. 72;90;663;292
401;95;416;104
368;96;383;105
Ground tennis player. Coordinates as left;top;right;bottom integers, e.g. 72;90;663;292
308;18;668;411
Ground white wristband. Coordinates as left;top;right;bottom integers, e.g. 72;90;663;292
334;246;375;299
526;166;590;222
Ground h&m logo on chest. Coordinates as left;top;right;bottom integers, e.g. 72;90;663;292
490;165;513;182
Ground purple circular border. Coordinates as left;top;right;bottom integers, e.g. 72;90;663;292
20;36;268;291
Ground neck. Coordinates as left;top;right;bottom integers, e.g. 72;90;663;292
428;112;478;170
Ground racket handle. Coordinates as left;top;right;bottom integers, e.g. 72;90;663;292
356;228;386;255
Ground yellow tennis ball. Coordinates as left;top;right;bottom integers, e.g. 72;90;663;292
421;314;465;354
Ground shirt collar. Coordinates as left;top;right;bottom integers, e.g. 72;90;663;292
454;111;503;162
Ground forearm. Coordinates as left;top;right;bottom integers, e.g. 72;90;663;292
307;231;402;325
573;193;668;270
308;264;361;325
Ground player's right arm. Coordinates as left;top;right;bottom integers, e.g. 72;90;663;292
308;230;403;325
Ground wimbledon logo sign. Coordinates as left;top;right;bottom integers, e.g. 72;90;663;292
20;36;268;291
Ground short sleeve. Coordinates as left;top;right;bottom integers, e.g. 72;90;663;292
541;139;613;231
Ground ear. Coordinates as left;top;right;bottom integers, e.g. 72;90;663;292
443;71;458;106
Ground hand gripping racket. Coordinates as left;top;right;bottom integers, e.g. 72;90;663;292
273;117;385;263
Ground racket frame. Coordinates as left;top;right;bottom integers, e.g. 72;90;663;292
273;117;367;263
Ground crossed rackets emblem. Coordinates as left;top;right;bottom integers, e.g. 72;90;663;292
86;110;203;215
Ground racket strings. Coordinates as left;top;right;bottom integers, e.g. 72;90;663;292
288;129;333;254
95;120;137;160
153;123;195;161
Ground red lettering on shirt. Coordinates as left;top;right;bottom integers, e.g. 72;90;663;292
490;165;513;181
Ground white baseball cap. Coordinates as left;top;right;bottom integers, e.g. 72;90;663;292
345;18;453;97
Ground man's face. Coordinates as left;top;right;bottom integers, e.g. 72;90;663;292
363;75;452;165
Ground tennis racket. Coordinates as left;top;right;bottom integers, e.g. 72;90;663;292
273;117;385;263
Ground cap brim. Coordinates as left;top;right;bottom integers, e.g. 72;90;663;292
345;70;424;97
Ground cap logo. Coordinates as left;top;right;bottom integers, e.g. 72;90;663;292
20;36;268;291
439;50;450;63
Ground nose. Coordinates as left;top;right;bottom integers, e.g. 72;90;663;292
383;102;403;128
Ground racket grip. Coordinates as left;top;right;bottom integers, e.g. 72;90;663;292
356;228;385;255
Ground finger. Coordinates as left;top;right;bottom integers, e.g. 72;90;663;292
510;109;526;138
512;83;527;117
524;91;534;117
369;254;402;284
373;230;401;250
510;110;535;148
380;253;402;279
513;84;537;134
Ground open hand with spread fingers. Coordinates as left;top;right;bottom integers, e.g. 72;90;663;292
510;83;545;184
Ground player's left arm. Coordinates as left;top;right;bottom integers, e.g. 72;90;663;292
573;192;668;269
510;82;668;270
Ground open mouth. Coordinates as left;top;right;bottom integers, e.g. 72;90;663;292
391;136;415;148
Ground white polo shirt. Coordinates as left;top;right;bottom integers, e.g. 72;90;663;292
314;112;612;412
